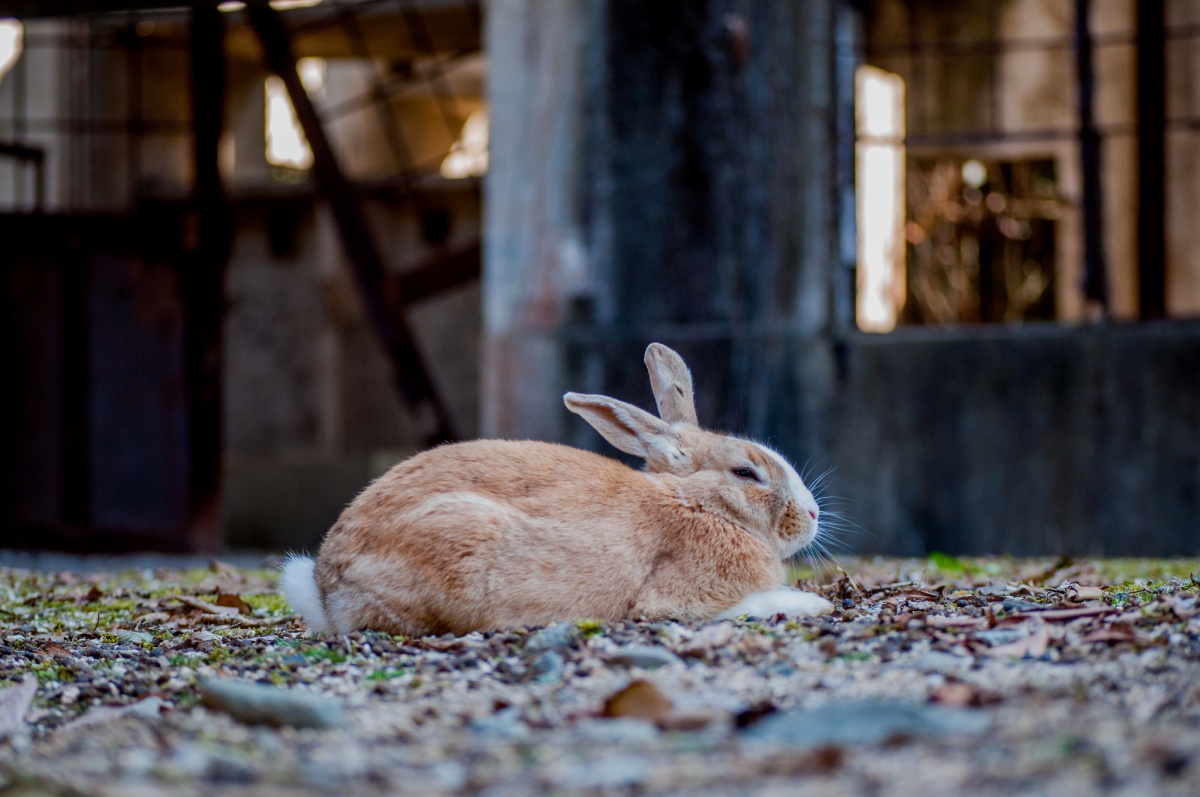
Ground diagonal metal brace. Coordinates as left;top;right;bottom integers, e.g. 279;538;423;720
246;0;457;444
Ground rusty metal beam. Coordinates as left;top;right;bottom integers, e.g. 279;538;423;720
182;1;232;552
245;0;458;444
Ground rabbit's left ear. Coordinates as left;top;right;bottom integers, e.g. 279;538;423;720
644;343;698;425
564;392;689;470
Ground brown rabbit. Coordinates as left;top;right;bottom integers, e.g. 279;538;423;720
281;343;833;635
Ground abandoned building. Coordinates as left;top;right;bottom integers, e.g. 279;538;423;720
1;0;1197;556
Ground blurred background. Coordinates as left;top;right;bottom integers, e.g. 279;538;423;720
0;0;1196;557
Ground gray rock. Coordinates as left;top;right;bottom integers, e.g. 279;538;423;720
973;628;1028;646
913;651;972;674
741;700;989;747
553;755;649;790
524;622;579;655
1002;598;1046;613
199;678;345;728
608;645;683;670
469;708;531;740
572;717;660;745
527;650;565;683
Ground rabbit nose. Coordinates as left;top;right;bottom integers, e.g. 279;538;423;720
808;509;818;520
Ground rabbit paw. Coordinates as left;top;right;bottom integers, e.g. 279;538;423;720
717;588;834;620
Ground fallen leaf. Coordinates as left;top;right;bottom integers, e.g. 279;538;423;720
603;680;673;722
1010;605;1114;622
600;680;726;730
114;629;154;645
174;595;240;616
1061;583;1104;603
84;585;104;602
981;626;1050;659
215;594;252;615
0;675;37;737
925;615;988;630
37;643;72;659
1075;628;1137;645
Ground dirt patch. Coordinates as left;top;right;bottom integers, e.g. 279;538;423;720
1;555;1198;796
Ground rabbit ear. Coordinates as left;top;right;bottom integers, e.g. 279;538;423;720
564;392;688;468
644;343;698;425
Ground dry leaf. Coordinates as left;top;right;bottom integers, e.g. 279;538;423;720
1076;628;1137;645
37;643;72;659
84;585;105;602
981;625;1050;658
174;595;240;616
0;675;37;737
603;680;673;722
925;615;988;630
600;680;726;730
215;594;252;615
1062;583;1105;602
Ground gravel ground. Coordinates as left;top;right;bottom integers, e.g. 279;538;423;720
1;554;1198;796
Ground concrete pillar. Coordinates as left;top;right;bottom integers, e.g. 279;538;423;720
484;0;841;450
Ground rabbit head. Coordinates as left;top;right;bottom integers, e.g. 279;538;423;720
564;343;820;560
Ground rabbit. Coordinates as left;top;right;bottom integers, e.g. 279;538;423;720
280;343;834;636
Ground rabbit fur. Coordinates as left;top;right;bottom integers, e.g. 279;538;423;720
281;343;833;635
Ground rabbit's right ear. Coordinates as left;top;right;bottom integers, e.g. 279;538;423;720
644;343;698;425
564;392;689;470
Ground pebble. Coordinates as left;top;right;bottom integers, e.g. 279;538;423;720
741;699;990;747
550;754;649;790
571;717;660;744
524;622;579;655
608;645;683;670
199;678;345;728
527;650;565;683
912;651;973;674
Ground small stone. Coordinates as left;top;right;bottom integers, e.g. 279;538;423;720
972;628;1027;646
552;755;649;790
199;678;345;728
528;650;565;683
608;645;682;670
524;622;579;655
913;651;972;674
741;699;989;747
1002;598;1045;613
572;717;660;744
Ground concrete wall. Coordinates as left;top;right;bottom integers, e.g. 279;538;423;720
828;323;1200;556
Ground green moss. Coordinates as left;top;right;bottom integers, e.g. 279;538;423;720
366;667;411;681
575;619;605;638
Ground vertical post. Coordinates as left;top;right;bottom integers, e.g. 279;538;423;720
484;0;841;443
1136;0;1166;319
184;1;231;551
1075;0;1108;313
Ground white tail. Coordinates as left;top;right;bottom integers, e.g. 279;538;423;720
280;554;332;634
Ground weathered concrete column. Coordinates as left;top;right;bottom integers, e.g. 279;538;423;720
484;0;841;449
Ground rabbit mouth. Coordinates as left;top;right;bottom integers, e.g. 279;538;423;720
777;502;818;554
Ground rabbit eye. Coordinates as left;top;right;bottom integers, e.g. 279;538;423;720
731;467;762;483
